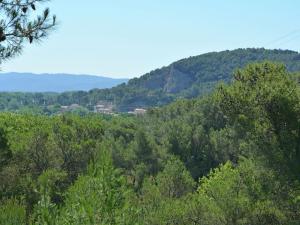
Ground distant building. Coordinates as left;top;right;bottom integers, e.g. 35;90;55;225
134;108;147;115
60;104;80;112
134;109;147;115
94;101;114;114
69;104;80;110
61;106;69;111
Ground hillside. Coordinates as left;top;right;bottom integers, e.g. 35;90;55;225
0;72;128;92
77;48;300;111
1;62;300;224
1;48;300;113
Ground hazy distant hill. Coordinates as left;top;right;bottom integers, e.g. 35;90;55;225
0;73;128;92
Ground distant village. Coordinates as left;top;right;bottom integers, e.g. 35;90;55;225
60;101;147;116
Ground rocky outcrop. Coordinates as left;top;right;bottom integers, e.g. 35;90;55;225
163;65;193;93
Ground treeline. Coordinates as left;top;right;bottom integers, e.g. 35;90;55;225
0;62;300;224
2;49;300;113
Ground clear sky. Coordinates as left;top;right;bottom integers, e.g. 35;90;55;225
2;0;300;78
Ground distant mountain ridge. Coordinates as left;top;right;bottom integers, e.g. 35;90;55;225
0;72;128;92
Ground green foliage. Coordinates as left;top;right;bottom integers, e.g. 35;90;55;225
137;158;196;224
0;62;300;224
57;149;136;225
215;62;300;177
0;199;26;225
0;128;11;169
155;157;195;198
196;159;293;224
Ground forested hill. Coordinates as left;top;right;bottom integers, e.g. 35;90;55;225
2;48;300;113
63;48;300;111
127;48;300;94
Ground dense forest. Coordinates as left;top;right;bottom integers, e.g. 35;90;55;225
2;48;300;113
1;62;299;224
1;1;299;224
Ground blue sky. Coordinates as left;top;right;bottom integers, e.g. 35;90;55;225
3;0;300;78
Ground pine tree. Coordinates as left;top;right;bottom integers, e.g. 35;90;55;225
0;0;56;63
